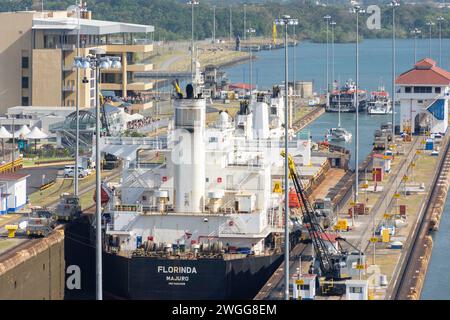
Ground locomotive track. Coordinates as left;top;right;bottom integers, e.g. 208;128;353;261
390;134;450;300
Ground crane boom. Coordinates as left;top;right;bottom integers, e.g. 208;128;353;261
281;150;349;281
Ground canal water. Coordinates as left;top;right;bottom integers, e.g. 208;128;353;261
223;38;450;299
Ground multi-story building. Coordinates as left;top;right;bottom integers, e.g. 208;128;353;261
0;9;154;114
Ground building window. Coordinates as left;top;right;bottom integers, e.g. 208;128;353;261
413;86;432;94
22;77;29;89
350;287;363;294
418;100;423;104
299;284;310;291
21;97;29;106
405;87;412;93
22;57;29;69
435;87;442;94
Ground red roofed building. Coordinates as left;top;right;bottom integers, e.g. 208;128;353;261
396;58;449;134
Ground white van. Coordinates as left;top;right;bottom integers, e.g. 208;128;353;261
64;165;89;178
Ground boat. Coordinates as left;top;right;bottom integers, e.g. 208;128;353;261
64;62;312;300
326;78;352;143
327;79;367;113
327;127;352;143
367;86;392;115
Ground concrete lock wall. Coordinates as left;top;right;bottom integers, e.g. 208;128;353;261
0;231;65;300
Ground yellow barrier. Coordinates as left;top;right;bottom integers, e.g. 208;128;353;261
0;158;23;174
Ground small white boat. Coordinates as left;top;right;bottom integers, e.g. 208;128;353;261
327;127;352;142
367;86;392;115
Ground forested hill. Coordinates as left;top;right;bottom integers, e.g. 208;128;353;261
1;0;449;42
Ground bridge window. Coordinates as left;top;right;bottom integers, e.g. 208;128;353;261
413;86;432;94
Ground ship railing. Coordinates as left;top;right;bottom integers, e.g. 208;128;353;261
114;204;143;212
103;136;167;149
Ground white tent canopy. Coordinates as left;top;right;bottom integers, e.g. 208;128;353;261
15;125;31;137
26;127;49;140
0;126;12;139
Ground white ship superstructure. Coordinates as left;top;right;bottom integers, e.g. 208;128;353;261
101;81;314;257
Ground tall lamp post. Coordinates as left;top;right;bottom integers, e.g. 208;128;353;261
275;14;298;301
411;28;421;63
73;50;121;300
67;2;82;196
390;0;400;136
229;6;233;43
330;20;336;90
247;27;256;99
324;15;331;108
437;16;444;65
426;21;435;58
188;1;199;80
212;5;216;44
351;5;365;221
243;4;247;41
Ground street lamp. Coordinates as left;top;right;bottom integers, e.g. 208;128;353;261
67;2;82;196
187;1;199;80
212;5;216;44
243;4;247;41
411;28;422;63
324;15;331;108
275;14;298;302
437;16;444;65
246;27;256;99
390;0;400;134
229;6;233;43
426;21;435;58
330;21;337;90
351;4;365;223
73;49;121;300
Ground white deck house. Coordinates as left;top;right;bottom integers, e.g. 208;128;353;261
396;58;450;135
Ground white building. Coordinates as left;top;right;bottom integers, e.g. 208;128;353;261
0;173;29;214
396;58;450;135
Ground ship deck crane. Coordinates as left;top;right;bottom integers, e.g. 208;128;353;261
281;150;352;283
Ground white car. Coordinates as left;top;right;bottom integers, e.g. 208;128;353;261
63;166;89;178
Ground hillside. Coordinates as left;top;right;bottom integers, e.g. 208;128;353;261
1;0;450;42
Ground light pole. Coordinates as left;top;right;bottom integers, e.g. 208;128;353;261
438;16;444;65
67;2;82;196
411;28;421;63
275;14;298;301
426;21;435;58
247;27;256;99
324;15;331;108
243;4;247;41
212;5;216;44
188;1;199;80
351;5;365;220
73;50;121;300
229;6;233;43
330;21;336;90
390;0;400;136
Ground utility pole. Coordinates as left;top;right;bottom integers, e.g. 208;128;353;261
438;16;444;65
243;4;247;41
390;1;399;136
275;14;298;302
188;1;199;80
324;15;331;108
352;5;365;218
426;21;435;58
212;5;216;44
411;28;421;63
229;6;233;43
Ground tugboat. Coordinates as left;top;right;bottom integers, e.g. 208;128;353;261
327;79;367;113
367;85;392;115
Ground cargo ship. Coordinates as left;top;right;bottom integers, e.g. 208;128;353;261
64;63;317;300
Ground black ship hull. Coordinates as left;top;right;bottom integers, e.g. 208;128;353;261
64;218;284;300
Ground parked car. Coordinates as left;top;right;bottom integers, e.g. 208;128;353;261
63;165;89;178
